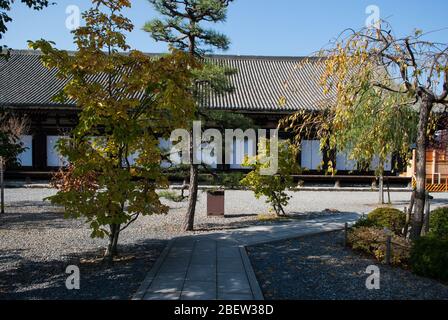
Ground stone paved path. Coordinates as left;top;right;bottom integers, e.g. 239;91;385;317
133;213;360;300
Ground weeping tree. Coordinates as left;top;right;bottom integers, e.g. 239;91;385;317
328;86;419;204
313;23;448;240
144;0;234;231
281;82;419;204
29;0;195;259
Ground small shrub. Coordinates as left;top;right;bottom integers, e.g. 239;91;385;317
410;235;448;281
429;207;448;239
348;226;411;265
240;139;300;216
219;172;244;189
352;216;377;229
354;207;406;235
161;164;189;181
158;190;184;202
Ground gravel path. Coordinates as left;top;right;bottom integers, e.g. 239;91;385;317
0;188;305;299
0;240;165;300
2;188;448;299
0;191;168;299
247;231;448;300
6;188;448;216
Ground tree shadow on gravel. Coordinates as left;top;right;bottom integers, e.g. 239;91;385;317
194;211;356;232
0;239;166;300
5;201;59;208
0;210;70;230
247;231;448;300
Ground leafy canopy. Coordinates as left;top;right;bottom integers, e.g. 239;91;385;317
317;23;447;174
28;0;196;240
281;38;419;175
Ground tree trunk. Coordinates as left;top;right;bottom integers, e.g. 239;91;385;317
386;178;391;204
183;130;198;231
105;223;120;259
378;174;384;204
403;190;415;237
410;98;432;240
423;191;431;235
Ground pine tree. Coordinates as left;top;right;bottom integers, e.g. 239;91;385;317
144;0;234;231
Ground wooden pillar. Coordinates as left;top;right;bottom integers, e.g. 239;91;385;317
33;132;47;170
432;149;436;184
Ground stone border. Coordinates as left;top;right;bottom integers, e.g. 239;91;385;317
132;239;175;300
243;227;348;247
247;227;347;247
132;220;357;300
239;246;264;300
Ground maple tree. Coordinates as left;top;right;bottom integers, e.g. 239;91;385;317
29;0;196;258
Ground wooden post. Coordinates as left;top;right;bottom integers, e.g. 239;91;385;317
371;179;377;190
334;180;341;188
431;150;436;184
343;222;348;247
385;235;392;265
0;157;4;215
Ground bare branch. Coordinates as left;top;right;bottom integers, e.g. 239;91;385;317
120;213;140;232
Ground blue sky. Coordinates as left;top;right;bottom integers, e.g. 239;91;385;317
2;0;448;56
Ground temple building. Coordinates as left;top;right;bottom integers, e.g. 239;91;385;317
1;50;405;184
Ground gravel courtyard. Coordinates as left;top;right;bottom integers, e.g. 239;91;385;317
1;187;448;299
247;231;448;300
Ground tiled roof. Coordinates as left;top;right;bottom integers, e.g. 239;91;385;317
0;50;335;112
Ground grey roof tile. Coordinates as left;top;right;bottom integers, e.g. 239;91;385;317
0;50;335;112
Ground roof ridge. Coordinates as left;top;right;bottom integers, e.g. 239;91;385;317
8;49;318;60
2;49;332;113
206;54;319;60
